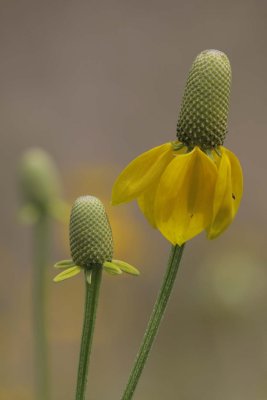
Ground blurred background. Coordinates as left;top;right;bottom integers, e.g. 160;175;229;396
1;0;266;399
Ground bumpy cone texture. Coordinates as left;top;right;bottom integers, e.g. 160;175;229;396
70;196;113;268
18;148;61;211
177;49;231;150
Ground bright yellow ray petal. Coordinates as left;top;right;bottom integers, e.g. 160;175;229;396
155;147;217;245
112;142;173;205
223;147;243;213
207;147;243;239
137;145;187;227
137;180;159;227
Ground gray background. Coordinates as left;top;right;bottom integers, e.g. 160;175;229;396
1;0;266;399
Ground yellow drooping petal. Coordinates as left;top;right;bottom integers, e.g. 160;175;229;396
155;147;217;245
137;180;160;227
224;148;243;212
112;143;173;205
137;145;186;227
207;147;243;239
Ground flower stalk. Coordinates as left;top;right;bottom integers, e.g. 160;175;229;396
121;244;185;400
33;212;51;400
75;266;103;400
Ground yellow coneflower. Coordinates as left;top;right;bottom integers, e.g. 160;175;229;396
112;50;243;245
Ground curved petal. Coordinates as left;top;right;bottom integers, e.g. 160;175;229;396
137;180;160;227
112;143;173;205
54;259;75;269
207;147;243;239
155;147;217;245
103;261;122;275
53;266;81;282
137;145;187;227
111;259;140;276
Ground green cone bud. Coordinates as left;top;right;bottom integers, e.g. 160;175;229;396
18;147;61;212
177;49;231;150
70;196;113;268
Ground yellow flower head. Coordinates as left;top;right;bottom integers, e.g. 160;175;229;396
112;50;243;245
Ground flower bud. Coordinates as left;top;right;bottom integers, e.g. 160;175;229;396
176;49;231;150
70;196;113;268
18;147;61;213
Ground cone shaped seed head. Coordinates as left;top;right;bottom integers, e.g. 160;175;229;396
18;148;61;212
176;49;231;150
70;196;113;268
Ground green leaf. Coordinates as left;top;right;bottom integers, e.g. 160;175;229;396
53;266;81;282
54;260;75;269
103;261;123;275
112;260;140;276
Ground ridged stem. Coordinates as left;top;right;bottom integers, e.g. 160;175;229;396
33;213;50;400
75;266;103;400
121;244;185;400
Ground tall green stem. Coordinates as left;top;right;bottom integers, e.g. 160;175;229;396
33;213;50;400
122;244;185;400
75;266;103;400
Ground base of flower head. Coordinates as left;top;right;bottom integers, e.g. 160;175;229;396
112;141;243;245
53;259;140;283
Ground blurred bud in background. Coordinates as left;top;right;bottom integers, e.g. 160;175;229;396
17;147;69;224
17;147;69;400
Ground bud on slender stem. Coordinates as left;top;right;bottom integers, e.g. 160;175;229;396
18;147;64;400
53;195;139;399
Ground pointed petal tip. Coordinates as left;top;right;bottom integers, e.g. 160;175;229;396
111;142;174;206
110;196;120;206
112;260;140;276
103;261;123;275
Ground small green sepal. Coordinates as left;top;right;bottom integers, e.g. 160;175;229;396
112;260;140;276
54;259;76;269
53;266;81;282
103;261;123;275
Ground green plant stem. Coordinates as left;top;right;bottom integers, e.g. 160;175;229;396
75;266;103;400
33;213;50;400
122;244;185;400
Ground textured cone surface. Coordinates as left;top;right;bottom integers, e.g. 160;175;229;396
70;196;113;268
177;49;231;150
